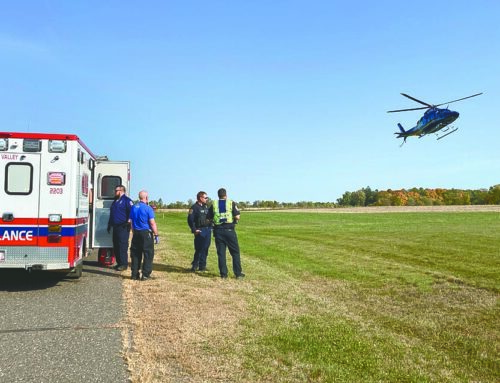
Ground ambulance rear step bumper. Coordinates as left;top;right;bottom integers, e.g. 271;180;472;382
0;247;72;271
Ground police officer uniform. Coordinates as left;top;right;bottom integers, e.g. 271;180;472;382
129;201;156;280
108;193;133;270
207;198;244;279
187;201;212;271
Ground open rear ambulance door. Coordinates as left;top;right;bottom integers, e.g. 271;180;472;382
90;160;130;249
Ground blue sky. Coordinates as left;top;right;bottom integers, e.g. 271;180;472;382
1;1;499;203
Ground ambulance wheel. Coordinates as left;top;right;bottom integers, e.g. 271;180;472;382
67;263;83;279
82;240;88;257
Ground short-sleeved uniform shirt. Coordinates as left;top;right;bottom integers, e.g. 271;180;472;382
109;195;134;226
130;202;155;231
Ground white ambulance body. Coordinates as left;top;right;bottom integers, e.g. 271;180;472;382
0;132;129;278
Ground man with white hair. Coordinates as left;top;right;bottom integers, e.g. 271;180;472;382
129;190;159;280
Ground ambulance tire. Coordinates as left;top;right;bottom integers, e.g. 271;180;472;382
67;242;86;279
67;262;83;279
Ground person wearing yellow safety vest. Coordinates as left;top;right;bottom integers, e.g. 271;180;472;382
207;188;245;279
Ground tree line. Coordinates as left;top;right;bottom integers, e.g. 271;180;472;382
149;198;336;210
336;185;500;207
148;185;500;210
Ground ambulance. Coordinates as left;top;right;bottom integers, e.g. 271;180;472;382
0;132;130;278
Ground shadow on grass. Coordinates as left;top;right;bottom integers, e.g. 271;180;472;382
151;263;223;279
152;263;196;274
84;257;215;278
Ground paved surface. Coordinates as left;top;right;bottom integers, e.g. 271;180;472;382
0;255;129;383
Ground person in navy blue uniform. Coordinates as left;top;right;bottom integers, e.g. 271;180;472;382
207;188;245;279
129;190;159;280
187;191;212;272
107;184;134;271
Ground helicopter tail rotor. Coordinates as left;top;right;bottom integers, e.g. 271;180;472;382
394;123;408;146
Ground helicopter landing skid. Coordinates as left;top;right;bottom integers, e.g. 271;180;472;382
437;127;458;140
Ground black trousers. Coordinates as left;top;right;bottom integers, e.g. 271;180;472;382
112;224;130;267
192;228;212;270
213;228;242;277
130;230;154;278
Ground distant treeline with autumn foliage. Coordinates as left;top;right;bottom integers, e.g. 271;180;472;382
335;185;500;207
150;185;500;210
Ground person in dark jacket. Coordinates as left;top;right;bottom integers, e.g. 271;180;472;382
107;184;133;271
187;191;212;272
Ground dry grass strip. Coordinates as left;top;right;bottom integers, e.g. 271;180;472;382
122;246;250;382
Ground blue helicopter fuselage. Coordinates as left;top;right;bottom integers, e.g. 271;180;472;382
391;91;482;144
404;108;459;137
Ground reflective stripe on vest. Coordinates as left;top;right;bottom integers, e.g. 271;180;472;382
213;199;233;225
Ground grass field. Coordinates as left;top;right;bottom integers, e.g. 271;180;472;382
123;210;500;383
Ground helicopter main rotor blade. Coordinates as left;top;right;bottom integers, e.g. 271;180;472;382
388;92;483;113
400;93;433;107
387;106;429;113
433;92;483;107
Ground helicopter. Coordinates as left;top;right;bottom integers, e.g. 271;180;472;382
388;92;482;145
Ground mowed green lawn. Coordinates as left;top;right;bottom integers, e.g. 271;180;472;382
156;211;500;382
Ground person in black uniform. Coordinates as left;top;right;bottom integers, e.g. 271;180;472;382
187;191;212;272
207;188;245;279
107;184;134;271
